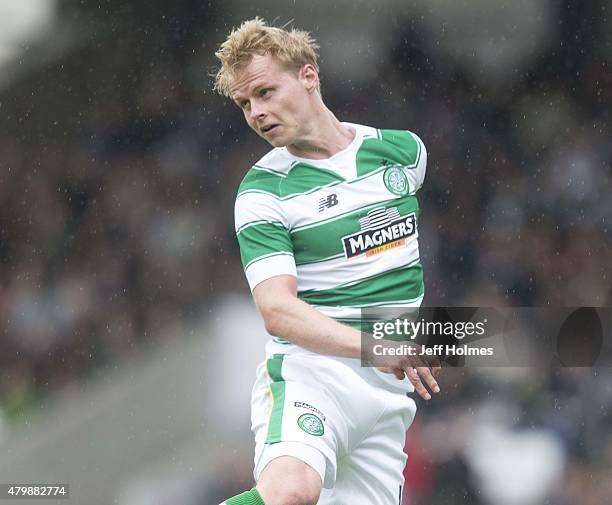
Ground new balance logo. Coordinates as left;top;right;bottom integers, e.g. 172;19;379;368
318;194;338;212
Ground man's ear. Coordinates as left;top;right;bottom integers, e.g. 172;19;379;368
299;64;319;93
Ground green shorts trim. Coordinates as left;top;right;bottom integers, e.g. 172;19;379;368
266;354;285;443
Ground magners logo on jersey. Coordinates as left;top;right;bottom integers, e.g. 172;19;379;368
342;207;417;259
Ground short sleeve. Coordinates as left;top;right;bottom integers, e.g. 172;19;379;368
235;191;296;290
379;128;427;194
406;131;427;194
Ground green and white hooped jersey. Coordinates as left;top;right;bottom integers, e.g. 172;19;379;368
235;122;427;324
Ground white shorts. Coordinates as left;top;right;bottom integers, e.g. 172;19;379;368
251;341;417;505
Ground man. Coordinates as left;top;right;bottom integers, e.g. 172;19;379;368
214;18;440;505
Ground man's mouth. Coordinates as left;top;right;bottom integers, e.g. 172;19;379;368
261;124;279;134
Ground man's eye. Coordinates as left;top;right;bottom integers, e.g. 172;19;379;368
260;88;270;97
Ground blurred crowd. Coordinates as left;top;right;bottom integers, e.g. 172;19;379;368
0;1;611;503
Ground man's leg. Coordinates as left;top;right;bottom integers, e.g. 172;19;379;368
330;392;417;505
222;353;345;505
257;455;322;505
220;455;321;505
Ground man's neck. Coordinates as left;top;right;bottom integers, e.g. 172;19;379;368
286;107;355;160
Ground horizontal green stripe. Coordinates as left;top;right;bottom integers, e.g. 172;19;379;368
236;219;285;235
237;164;390;202
291;195;397;233
355;138;392;177
298;263;424;307
238;222;292;268
353;130;420;177
237;182;343;201
295;253;345;267
238;163;344;198
286;162;346;191
379;129;420;167
238;169;283;197
292;196;420;265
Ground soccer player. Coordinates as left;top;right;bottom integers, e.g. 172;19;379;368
214;18;440;505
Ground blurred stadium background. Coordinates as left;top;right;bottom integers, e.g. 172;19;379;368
0;0;611;504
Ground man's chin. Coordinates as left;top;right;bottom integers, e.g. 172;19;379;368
265;137;288;148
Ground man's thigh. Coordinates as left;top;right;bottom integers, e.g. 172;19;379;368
251;354;416;503
251;355;343;488
319;391;416;505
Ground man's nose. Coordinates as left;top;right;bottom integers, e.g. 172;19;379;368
249;101;265;122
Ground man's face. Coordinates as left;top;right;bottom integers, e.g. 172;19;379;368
230;54;315;148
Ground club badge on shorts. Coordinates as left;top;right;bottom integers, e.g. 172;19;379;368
297;413;324;436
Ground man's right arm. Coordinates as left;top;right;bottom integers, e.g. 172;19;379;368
252;274;440;400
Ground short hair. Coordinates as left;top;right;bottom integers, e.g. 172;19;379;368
214;17;320;98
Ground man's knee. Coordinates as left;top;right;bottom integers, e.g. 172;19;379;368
257;455;322;505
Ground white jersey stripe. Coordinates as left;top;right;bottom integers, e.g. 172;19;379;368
313;295;424;320
245;253;297;290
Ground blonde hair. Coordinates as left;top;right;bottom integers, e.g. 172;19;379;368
214;17;320;97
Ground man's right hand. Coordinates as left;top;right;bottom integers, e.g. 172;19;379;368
365;338;441;400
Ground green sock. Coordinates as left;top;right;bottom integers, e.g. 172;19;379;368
223;487;265;505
